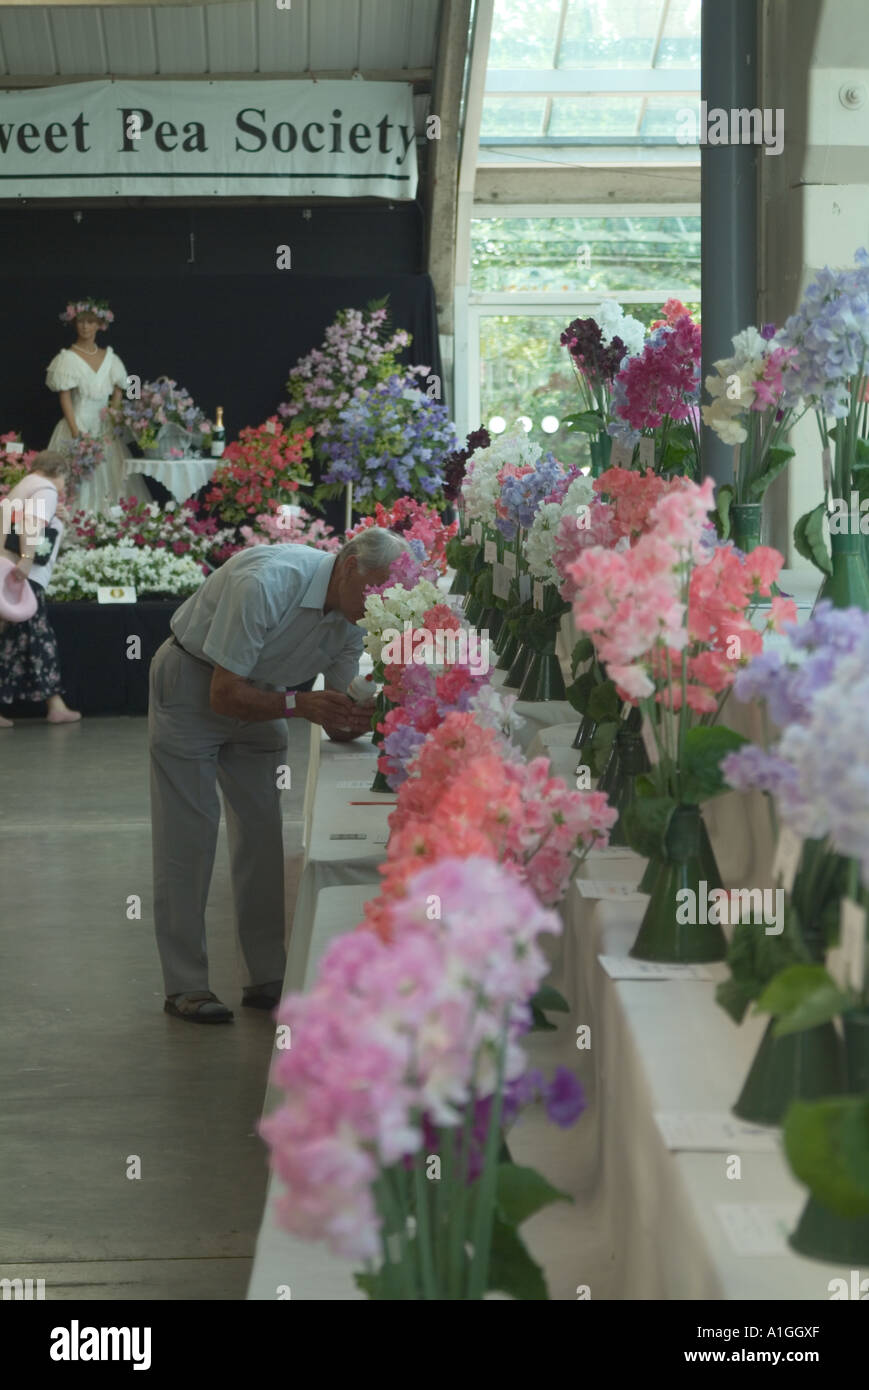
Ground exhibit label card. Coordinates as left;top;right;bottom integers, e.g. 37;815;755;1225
654;1113;779;1153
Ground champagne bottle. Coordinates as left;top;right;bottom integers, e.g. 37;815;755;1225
210;406;226;458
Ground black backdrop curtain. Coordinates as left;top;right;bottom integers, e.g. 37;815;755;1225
0;204;442;457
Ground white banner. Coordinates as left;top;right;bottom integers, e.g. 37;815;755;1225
0;79;418;199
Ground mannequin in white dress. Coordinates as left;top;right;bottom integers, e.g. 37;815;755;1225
46;302;149;512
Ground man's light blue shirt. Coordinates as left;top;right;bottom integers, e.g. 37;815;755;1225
171;545;363;691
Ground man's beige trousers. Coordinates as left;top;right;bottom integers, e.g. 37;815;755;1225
148;637;289;997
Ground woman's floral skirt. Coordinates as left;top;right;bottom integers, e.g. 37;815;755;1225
0;582;63;703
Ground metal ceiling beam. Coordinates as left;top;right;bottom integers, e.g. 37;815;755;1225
424;0;472;341
485;68;699;96
0;68;434;87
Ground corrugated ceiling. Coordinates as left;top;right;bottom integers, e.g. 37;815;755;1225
0;0;441;79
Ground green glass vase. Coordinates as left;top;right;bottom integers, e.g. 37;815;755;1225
496;627;520;670
519;649;566;701
589;432;612;478
817;532;869;610
788;1011;869;1264
730;502;763;553
572;712;598;752
448;568;470;596
630;804;728;963
504;644;531;690
604;729;651;849
733;909;845;1125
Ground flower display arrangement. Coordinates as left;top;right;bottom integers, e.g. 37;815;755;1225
238;506;340;554
778;247;869;608
262;854;585;1299
60;433;106;485
608;300;702;477
561;301;646;475
318;376;457;513
66;497;237;569
278;302;423;457
347;499;457;575
48;543;206;601
702;325;803;546
204;418;314;525
0;432;39;499
568;475;796;962
718;603;869;1262
105;377;211;455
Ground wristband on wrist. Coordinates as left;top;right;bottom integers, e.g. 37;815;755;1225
284;691;298;718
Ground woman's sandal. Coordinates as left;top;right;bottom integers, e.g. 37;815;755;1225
164;991;234;1024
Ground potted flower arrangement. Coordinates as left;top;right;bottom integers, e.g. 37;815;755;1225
105;377;212;458
204;418;314;526
561;301;646;476
0;432;39;499
568;476;796;962
318;377;456;514
608;300;703;478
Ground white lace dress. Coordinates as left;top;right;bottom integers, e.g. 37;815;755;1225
46;346;149;511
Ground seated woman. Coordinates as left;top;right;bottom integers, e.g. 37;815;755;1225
0;451;81;727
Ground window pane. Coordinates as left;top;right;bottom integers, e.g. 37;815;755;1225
470;216;701;295
639;95;700;138
478;315;590;469
548;97;641;138
489;0;565;67
656;0;702;67
559;0;664;69
480;97;547;139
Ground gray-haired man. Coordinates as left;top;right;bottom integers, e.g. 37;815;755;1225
149;526;409;1024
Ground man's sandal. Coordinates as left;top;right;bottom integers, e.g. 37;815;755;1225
242;981;284;1010
164;991;234;1024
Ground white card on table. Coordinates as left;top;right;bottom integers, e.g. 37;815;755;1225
336;781;375;789
609;440;633;469
654;1113;779;1153
492;562;511;600
715;1204;798;1257
471;522;483;545
533;581;544;610
638;436;655;468
97;586;137;604
772;826;802;894
840;898;866;992
484;539;497;564
577;879;644;901
519;574;532;603
4;440;23;455
598;956;713;981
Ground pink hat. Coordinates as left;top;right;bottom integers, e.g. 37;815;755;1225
0;557;37;623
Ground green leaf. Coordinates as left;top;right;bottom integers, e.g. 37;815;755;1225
679;725;749;804
353;1269;386;1300
496;1162;572;1229
784;1097;869;1219
754;964;852;1036
746;445;795;502
564;669;596;714
793;502;832;576
587;678;621;723
529;1006;557;1032
570;636;594;673
589;721;617;776
715;916;806;1025
622;795;677;860
561;410;605;436
486;1215;550;1300
531;983;570;1014
715;483;734;540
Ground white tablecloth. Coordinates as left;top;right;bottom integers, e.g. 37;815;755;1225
124;454;216;503
248;884;379;1301
285;729;393;994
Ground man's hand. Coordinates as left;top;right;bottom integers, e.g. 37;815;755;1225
296;690;372;738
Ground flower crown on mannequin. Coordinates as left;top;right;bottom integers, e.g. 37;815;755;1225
59;298;114;327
